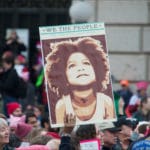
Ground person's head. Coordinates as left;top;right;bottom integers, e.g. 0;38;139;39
1;51;14;70
136;121;150;135
75;124;97;141
117;117;137;138
136;81;149;97
26;128;47;144
99;122;120;147
30;135;52;145
25;112;39;128
45;37;109;98
33;105;43;119
15;122;33;141
0;113;7;120
140;96;150;111
102;130;117;147
120;80;129;90
8;133;21;148
0;118;9;147
7;102;22;117
8;30;18;41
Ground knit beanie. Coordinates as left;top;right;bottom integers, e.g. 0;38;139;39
136;81;149;90
7;102;21;116
15;122;32;139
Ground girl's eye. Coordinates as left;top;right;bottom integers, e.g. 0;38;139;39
68;63;75;69
83;61;90;65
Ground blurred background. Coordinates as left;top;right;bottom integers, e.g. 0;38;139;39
0;0;150;92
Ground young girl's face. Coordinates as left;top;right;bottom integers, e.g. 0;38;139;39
66;52;96;86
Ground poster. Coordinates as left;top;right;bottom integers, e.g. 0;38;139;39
39;22;116;127
80;139;101;150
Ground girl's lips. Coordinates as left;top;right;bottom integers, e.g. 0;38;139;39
77;74;88;78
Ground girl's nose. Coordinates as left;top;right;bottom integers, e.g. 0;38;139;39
77;65;85;71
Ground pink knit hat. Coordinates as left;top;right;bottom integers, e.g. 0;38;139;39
16;145;49;150
136;81;149;90
15;122;33;139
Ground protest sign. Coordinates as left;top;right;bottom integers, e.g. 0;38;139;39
39;22;116;127
80;139;101;150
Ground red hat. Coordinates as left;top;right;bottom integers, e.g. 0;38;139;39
15;122;33;139
16;145;49;150
136;81;149;90
16;55;26;63
120;80;129;86
7;102;20;116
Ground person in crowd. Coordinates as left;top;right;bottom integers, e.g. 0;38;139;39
113;91;125;118
7;102;23;117
45;37;115;125
98;121;122;150
30;134;52;145
25;112;40;128
135;121;150;137
14;54;26;77
4;30;26;56
0;51;20;116
19;67;36;110
31;41;45;105
41;115;60;139
25;127;47;144
116;117;138;149
0;118;14;150
33;105;43;124
8;133;21;148
0;113;7;120
125;81;149;117
116;80;133;112
132;96;150;122
128;122;150;150
15;122;33;147
6;102;25;135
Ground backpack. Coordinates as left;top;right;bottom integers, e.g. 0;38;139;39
16;77;27;99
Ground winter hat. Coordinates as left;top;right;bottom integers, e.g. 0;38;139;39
136;81;149;90
16;145;49;150
16;54;26;64
120;80;129;87
15;122;32;139
98;121;121;132
7;102;21;116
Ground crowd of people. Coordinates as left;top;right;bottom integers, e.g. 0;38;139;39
0;30;149;150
